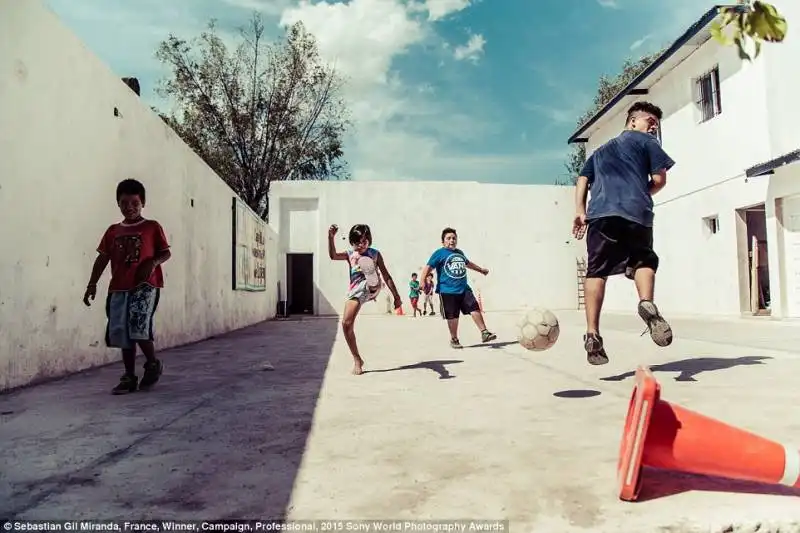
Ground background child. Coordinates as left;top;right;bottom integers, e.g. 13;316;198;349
328;223;402;374
422;272;435;316
419;227;496;349
83;179;171;394
409;273;421;317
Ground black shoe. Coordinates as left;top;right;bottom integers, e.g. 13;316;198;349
481;330;497;342
637;300;673;347
112;374;138;395
450;338;463;349
139;359;163;389
584;333;609;365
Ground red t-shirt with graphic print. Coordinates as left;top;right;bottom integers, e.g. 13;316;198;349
97;218;170;291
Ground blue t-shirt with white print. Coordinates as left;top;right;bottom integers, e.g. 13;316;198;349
580;130;675;227
427;247;470;295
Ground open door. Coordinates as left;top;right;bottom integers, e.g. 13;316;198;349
287;253;314;315
740;205;770;315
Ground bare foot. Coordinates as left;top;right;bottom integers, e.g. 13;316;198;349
352;356;365;375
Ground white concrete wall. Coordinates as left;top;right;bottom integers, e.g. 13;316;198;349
0;0;278;390
766;166;800;318
269;181;583;316
762;0;800;158
584;37;774;317
758;0;800;319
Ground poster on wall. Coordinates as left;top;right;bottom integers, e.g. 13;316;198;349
232;197;267;291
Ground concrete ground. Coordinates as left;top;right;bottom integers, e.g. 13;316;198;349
2;309;800;533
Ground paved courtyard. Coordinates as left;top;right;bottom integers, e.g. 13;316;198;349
1;309;800;532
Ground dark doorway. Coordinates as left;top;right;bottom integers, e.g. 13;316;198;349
287;253;314;315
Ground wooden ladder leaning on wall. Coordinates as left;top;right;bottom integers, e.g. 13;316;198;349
576;258;587;310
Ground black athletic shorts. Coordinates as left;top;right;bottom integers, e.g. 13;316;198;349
586;216;659;279
439;289;481;320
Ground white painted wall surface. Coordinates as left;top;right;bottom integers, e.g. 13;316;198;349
583;36;773;317
762;0;800;158
269;181;583;317
766;165;800;318
0;0;278;390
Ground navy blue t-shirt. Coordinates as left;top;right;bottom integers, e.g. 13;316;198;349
580;130;675;227
427;247;470;295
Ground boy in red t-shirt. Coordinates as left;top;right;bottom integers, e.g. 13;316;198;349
83;179;172;394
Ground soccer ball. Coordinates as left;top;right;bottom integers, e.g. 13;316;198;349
517;308;560;351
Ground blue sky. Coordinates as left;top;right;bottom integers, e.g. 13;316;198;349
44;0;712;184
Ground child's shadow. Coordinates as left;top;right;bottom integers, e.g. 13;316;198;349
600;356;771;383
366;359;463;379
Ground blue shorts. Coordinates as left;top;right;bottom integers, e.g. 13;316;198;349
105;284;161;349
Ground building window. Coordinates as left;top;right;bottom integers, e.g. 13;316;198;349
694;66;721;122
703;214;719;236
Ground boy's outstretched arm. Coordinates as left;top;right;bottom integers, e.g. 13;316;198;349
376;253;402;307
327;225;347;260
466;260;488;275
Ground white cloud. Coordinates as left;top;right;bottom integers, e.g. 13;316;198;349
220;0;295;16
524;103;580;125
279;0;424;88
276;0;520;182
453;33;485;63
422;0;472;21
596;0;618;9
629;34;651;51
48;0;532;184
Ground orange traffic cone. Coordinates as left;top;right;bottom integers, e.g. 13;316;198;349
617;365;800;501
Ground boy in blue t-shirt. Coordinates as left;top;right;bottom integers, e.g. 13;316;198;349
419;227;496;349
572;101;675;366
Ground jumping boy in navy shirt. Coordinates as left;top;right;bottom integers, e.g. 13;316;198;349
420;227;496;349
572;101;675;366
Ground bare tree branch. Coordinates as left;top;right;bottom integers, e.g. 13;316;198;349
154;14;351;219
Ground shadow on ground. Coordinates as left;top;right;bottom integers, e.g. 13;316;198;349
466;341;518;349
0;297;339;520
552;389;602;399
599;356;772;382
637;466;800;502
366;359;463;379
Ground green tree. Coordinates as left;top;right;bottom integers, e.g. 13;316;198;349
714;1;788;60
154;14;351;220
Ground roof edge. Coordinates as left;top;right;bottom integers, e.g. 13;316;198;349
566;4;745;145
745;149;800;178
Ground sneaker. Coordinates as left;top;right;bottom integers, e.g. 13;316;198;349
481;330;497;343
450;338;463;349
637;300;673;347
112;374;138;395
139;359;163;389
584;333;609;365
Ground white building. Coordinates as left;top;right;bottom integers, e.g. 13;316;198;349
567;1;800;319
267;180;582;317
